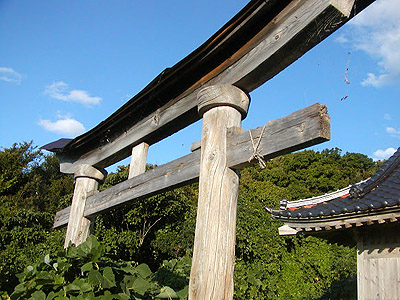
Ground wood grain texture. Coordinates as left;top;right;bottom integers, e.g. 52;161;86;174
57;0;358;174
190;140;201;152
64;165;106;247
87;150;201;218
357;226;400;300
59;93;198;173
53;103;330;228
233;0;356;91
227;102;330;169
55;150;201;228
197;85;250;119
189;103;243;300
129;142;149;179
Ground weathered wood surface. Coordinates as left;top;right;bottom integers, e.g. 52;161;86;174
54;150;201;228
227;102;330;169
208;0;355;91
190;140;201;152
54;103;329;228
189;85;249;300
58;0;359;174
63;164;106;247
357;226;400;300
190;107;241;300
128;142;149;179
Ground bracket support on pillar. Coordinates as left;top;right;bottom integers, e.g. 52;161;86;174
64;164;106;248
189;85;250;300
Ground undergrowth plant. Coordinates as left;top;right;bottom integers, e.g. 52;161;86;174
10;236;189;300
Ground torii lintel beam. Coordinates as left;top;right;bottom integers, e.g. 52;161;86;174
42;0;374;173
54;103;330;228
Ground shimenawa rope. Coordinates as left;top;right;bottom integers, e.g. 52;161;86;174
248;124;267;169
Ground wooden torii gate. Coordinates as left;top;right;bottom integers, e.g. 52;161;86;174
44;0;374;299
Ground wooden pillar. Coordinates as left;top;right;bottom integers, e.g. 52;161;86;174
129;142;149;179
189;85;250;300
64;164;106;248
356;225;400;300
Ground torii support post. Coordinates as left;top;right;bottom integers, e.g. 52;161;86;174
129;142;149;179
64;164;106;248
189;85;250;300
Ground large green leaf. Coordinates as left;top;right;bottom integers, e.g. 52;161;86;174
120;263;136;275
81;262;94;274
54;274;64;285
46;291;56;300
131;277;152;296
121;275;135;294
82;235;104;262
73;278;93;293
88;269;103;287
36;271;54;285
176;286;189;300
156;286;178;299
116;293;130;300
64;281;81;295
135;264;152;278
10;283;26;300
31;290;46;300
66;245;79;259
99;290;114;300
102;267;116;289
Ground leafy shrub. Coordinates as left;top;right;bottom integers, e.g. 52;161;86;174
0;143;73;293
11;236;188;300
1;144;379;299
0;202;66;292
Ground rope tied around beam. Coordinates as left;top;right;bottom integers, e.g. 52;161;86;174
248;124;267;169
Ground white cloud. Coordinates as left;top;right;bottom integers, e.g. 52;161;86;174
44;81;101;106
373;147;396;160
0;67;22;84
335;34;349;44
343;0;400;87
386;126;400;137
362;73;394;88
384;114;392;120
38;117;85;137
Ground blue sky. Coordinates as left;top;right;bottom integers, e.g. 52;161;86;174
0;0;399;171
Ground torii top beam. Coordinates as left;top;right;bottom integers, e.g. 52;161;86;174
42;0;374;173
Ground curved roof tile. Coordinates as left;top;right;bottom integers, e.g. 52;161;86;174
267;147;400;234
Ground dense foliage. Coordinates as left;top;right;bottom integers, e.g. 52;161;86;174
94;165;197;268
232;148;375;299
0;142;73;293
11;236;188;300
0;142;379;299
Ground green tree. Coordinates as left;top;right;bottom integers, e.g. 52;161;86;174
90;148;377;299
95;165;197;268
0;142;73;293
0;144;379;299
232;148;377;299
0;142;40;196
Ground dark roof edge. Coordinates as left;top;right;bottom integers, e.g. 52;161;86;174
41;139;73;152
277;207;400;236
349;147;400;198
46;0;288;155
269;147;400;212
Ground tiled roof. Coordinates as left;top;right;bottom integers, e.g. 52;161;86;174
267;147;400;235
